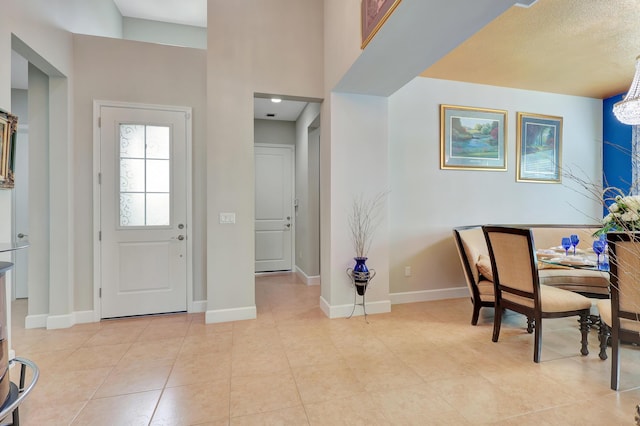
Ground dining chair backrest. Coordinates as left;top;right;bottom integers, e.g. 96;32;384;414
608;232;640;330
453;226;485;294
453;225;496;325
483;226;539;308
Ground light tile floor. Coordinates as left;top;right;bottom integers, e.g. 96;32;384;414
6;273;640;425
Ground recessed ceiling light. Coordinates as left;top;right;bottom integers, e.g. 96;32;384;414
271;98;282;103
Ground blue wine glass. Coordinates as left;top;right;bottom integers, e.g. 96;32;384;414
570;234;580;255
561;237;572;256
593;240;605;267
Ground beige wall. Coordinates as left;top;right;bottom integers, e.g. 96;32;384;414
389;77;603;301
295;102;321;278
0;0;121;330
254;119;296;145
206;0;323;321
73;34;207;310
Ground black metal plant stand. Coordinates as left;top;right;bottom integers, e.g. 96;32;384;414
345;268;376;323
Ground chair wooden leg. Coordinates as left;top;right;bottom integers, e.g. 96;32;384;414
579;311;589;356
526;317;534;334
471;302;481;326
492;306;503;342
598;320;610;361
533;314;542;363
612;329;620;390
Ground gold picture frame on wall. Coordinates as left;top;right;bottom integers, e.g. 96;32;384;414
516;112;562;183
0;110;18;189
440;104;507;171
361;0;402;49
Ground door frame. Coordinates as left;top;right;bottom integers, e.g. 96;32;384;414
11;124;29;300
254;143;296;273
92;100;194;321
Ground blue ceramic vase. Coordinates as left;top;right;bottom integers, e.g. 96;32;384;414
353;257;370;295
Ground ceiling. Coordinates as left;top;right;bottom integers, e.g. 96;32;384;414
11;1;640;105
254;98;308;121
421;0;640;99
112;0;640;100
112;0;206;28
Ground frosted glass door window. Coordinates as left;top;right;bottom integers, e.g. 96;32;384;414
119;124;171;226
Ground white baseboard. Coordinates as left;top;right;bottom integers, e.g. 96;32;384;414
319;295;391;318
294;267;320;286
24;314;47;329
46;314;74;329
390;287;468;304
205;305;256;323
190;300;207;313
74;310;95;324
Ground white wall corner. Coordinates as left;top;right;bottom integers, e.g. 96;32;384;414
45;314;75;329
190;300;207;313
205;305;256;323
24;314;48;329
390;287;469;305
295;266;320;286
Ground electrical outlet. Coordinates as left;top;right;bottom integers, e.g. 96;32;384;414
404;266;411;277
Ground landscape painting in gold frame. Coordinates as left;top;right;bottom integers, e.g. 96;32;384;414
440;104;507;171
516;112;562;183
361;0;402;49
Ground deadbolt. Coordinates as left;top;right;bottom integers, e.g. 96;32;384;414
178;224;184;229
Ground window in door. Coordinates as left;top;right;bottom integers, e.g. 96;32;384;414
119;124;171;227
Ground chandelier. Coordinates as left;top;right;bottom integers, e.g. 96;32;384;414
613;55;640;125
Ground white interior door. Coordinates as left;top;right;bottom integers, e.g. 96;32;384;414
12;126;28;299
98;104;189;318
255;145;294;272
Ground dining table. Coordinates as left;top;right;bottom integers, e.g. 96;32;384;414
536;245;609;271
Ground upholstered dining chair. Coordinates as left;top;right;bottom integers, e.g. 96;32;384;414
483;226;592;363
453;226;495;325
596;232;640;390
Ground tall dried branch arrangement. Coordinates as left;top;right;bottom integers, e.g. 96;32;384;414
563;141;640;318
348;191;387;258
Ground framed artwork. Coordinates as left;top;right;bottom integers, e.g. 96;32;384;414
440;104;507;171
361;0;402;49
516;112;562;183
0;110;18;189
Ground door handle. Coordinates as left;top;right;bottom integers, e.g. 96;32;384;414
177;235;185;241
17;233;28;239
285;223;291;229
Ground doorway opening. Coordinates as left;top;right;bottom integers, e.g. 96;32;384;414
253;94;321;290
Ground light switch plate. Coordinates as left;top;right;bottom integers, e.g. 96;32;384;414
219;212;236;224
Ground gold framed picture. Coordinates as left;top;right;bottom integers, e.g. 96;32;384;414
440;104;507;171
361;0;402;49
516;112;562;183
0;110;18;189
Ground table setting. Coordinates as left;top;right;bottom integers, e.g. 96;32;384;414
536;233;609;270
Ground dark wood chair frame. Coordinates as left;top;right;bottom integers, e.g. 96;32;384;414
597;232;640;390
483;225;590;363
453;225;494;325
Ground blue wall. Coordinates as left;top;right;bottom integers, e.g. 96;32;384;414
603;93;632;214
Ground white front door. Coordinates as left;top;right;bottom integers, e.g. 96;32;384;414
255;145;294;272
98;104;189;318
